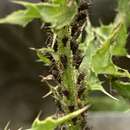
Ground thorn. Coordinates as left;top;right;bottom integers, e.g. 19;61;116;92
42;91;52;98
29;47;36;51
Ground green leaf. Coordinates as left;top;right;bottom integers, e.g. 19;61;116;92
118;0;130;26
87;71;118;100
111;22;128;56
91;40;115;73
36;51;51;65
31;106;88;130
112;81;130;99
80;21;130;100
79;21;100;74
37;2;77;29
91;22;130;78
0;0;77;29
35;48;53;65
0;0;41;27
50;0;66;4
0;10;37;27
89;97;130;112
93;22;128;56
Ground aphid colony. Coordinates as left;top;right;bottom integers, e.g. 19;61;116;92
40;0;92;129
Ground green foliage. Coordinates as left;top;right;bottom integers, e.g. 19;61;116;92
0;0;77;29
31;106;88;130
80;15;130;100
89;97;130;112
1;0;130;130
118;0;130;26
112;81;130;99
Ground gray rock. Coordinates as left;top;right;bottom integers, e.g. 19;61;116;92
88;112;130;130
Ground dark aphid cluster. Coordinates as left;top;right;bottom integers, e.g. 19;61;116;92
67;1;92;129
70;1;91;70
53;40;58;52
62;36;69;47
68;105;75;112
71;0;91;41
70;39;79;54
60;55;68;69
41;1;92;130
62;89;70;98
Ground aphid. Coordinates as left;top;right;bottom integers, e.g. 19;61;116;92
62;36;69;47
62;89;70;98
44;32;53;47
70;40;79;54
84;126;92;130
79;2;89;11
60;124;69;130
77;11;87;23
71;0;89;41
78;87;86;98
56;101;64;112
81;28;87;43
73;53;83;69
77;73;85;84
72;117;78;125
71;24;81;40
68;105;75;112
60;55;68;69
53;40;58;52
44;52;53;60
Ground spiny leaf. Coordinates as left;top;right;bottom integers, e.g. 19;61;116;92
111;22;128;56
0;0;77;29
37;2;77;29
93;22;128;56
91;21;130;78
31;106;88;130
79;22;118;99
0;10;38;27
87;71;118;100
79;21;100;73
